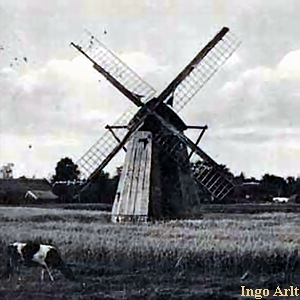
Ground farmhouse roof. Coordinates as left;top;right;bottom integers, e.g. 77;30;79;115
242;182;260;186
0;178;52;192
272;197;289;203
25;190;58;200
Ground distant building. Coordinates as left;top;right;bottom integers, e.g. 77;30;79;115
272;197;289;203
0;177;52;191
234;182;260;202
25;190;58;203
0;177;53;204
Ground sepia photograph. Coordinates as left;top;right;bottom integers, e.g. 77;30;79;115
0;1;300;299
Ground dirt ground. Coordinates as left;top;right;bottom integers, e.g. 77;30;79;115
1;254;300;300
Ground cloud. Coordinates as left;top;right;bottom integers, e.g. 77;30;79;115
0;49;164;177
0;50;163;134
1;0;300;179
180;48;300;178
204;49;300;130
277;50;300;80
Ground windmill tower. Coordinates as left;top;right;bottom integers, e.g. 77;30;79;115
71;27;241;223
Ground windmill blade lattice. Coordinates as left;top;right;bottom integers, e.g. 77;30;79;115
73;29;156;103
76;105;139;180
154;133;234;200
172;30;241;113
72;26;239;202
150;115;235;200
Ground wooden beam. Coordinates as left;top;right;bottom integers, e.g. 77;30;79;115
156;27;230;105
70;42;144;108
187;125;208;160
87;115;147;181
186;125;208;130
111;131;152;223
149;110;219;168
105;125;127;152
105;125;128;129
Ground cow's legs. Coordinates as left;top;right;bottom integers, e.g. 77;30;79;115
44;264;54;282
41;268;45;282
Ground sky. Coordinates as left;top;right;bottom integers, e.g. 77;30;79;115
0;0;300;179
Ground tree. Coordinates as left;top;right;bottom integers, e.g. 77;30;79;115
295;177;300;195
236;172;245;183
218;164;234;179
260;174;287;197
0;163;14;179
79;168;120;204
51;157;80;183
285;176;299;196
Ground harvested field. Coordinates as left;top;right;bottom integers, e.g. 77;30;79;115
1;206;300;299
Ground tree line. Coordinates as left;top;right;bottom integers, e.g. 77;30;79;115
50;158;300;204
0;157;299;205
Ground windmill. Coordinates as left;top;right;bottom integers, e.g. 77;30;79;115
70;27;241;223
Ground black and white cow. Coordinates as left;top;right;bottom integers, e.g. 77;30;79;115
2;241;75;282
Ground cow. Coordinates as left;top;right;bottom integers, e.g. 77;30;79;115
2;241;75;282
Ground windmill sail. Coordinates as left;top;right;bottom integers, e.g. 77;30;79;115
153;132;234;200
159;27;241;113
71;29;156;104
76;105;141;180
71;29;157;180
72;27;238;200
150;112;235;200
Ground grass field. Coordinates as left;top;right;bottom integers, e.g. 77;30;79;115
1;206;300;299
